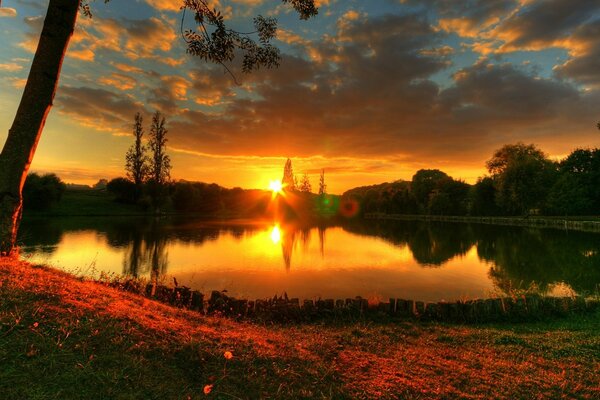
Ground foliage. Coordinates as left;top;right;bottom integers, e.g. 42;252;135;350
181;0;317;77
299;173;312;193
411;169;450;211
318;169;326;195
22;173;66;211
148;111;171;186
107;177;137;204
125;112;149;189
282;158;296;191
546;148;600;215
486;143;558;215
469;177;501;216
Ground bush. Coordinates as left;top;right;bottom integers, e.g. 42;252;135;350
107;178;137;203
23;173;66;211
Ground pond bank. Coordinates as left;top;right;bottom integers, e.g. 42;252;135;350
1;259;599;399
365;213;600;232
109;278;600;324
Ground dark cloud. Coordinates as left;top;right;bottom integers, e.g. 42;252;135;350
554;19;600;87
56;86;147;133
494;0;599;51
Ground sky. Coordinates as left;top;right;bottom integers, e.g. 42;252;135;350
1;0;600;194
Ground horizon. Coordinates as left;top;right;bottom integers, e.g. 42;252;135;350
2;0;600;193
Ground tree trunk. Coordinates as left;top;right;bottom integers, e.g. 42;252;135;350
0;0;80;256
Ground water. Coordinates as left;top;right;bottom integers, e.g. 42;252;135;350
18;217;600;302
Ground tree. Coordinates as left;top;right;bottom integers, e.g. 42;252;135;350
147;111;171;212
486;143;558;215
299;173;312;193
0;0;317;255
282;158;296;191
546;148;600;215
469;177;501;216
411;169;450;213
125;112;149;197
22;173;66;211
318;169;326;195
107;177;137;204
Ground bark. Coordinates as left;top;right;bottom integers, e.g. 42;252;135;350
0;0;80;256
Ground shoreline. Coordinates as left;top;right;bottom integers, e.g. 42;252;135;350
365;213;600;232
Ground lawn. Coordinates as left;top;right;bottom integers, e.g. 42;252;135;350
1;259;599;399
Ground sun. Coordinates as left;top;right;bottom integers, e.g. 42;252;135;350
269;180;283;194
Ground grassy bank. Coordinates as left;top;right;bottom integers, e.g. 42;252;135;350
1;260;599;399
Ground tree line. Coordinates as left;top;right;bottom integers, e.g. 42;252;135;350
344;143;600;217
282;158;327;194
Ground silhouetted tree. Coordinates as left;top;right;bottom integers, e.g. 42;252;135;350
547;148;600;215
411;169;450;213
0;0;317;255
318;169;326;195
469;177;501;216
282;158;296;191
148;111;171;186
299;173;312;193
147;111;171;212
125;112;148;198
486;143;557;215
107;177;137;204
22;173;66;211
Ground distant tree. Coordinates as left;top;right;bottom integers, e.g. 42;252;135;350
469;177;501;216
148;111;171;186
282;158;296;191
107;177;136;204
411;169;450;214
318;169;326;195
299;173;312;193
92;179;108;190
486;143;558;215
147;111;171;212
125;113;149;196
22;173;66;211
547;148;600;215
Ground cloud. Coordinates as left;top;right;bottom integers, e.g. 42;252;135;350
55;86;147;134
18;14;177;62
492;0;599;52
0;7;17;17
99;73;138;90
0;62;23;72
553;20;600;87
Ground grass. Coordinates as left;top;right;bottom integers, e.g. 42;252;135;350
1;259;599;399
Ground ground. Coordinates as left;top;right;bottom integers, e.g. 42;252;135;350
1;259;599;399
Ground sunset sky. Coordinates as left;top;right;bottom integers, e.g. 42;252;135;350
1;0;599;193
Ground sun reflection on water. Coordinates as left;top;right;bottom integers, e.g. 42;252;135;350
270;225;281;244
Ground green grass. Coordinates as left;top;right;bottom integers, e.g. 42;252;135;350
1;260;599;399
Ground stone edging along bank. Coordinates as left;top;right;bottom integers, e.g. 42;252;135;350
364;213;600;233
104;279;600;323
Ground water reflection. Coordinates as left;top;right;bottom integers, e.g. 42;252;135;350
18;217;600;300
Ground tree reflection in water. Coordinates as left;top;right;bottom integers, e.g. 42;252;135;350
18;217;600;297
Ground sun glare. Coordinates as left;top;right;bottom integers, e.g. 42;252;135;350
270;225;281;244
269;180;283;193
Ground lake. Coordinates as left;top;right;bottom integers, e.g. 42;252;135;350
18;217;600;302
